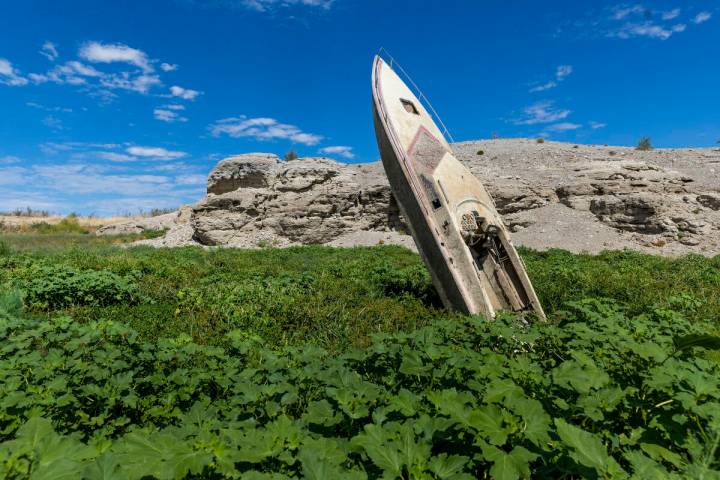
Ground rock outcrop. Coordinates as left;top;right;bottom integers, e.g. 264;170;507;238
101;139;720;256
191;155;406;247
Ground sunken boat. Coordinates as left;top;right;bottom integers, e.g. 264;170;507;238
371;55;545;320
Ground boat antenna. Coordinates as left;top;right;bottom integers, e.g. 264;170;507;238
377;47;455;144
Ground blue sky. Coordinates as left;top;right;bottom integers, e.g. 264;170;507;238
0;0;718;215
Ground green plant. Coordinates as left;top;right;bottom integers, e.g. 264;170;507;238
284;149;299;161
141;228;168;239
0;297;717;478
536;137;545;144
476;150;484;156
29;215;89;234
637;136;653;151
12;263;140;309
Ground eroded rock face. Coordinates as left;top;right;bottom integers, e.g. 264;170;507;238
207;154;281;194
117;139;720;255
191;155;405;246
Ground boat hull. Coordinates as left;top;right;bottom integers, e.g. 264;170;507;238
371;56;545;320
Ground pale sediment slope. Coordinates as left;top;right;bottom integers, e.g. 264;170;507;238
99;139;720;256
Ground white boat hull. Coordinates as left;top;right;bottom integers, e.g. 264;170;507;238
371;56;545;320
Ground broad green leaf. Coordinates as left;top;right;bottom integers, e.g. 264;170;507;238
468;406;508;446
554;418;623;475
673;334;720;354
552;360;609;394
481;444;536;480
428;454;472;480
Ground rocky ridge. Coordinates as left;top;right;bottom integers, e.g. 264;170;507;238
99;139;720;256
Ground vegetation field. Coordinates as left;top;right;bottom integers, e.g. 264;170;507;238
0;236;718;479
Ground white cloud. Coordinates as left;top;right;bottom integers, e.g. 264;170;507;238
240;0;335;12
169;85;201;100
556;65;573;79
79;42;153;72
93;151;138;162
26;102;72;113
0;58;28;86
694;12;712;24
590;121;607;129
42;115;64;131
210;116;323;145
614;22;683;40
529;81;557;93
160;63;178;72
0;156;21;165
544;122;581;132
319;145;355;159
175;174;206;185
154;105;188;123
661;8;681;20
40;41;59;61
101;73;161;94
29;60;103;86
126;146;187;159
514;101;571;125
0;166;30;185
611;5;645;20
530;65;572;92
0;151;206;214
606;5;699;40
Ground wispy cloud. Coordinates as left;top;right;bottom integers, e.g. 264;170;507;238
0;156;206;215
126;146;187;159
514;101;571;125
0;156;21;165
0;58;28;86
661;8;681;20
239;0;335;12
8;42;197;99
169;85;201;100
26;102;73;113
590;121;607;129
319;145;354;159
694;12;712;24
605;5;707;40
79;42;153;72
160;62;178;72
530;65;573;93
543;122;581;132
154;104;188;122
100;72;161;94
41;141;187;162
209;116;323;145
39;41;59;61
42;115;64;131
29;60;103;86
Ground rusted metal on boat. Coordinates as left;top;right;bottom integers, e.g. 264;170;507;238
371;55;545;320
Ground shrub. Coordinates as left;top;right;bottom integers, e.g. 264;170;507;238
141;228;168;239
284;149;299;161
476;150;484;155
17;264;140;309
0;299;717;478
536;137;545;144
30;215;89;234
636;136;653;151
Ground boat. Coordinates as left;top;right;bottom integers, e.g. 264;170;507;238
371;55;545;320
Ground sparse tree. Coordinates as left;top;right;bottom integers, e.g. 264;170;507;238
636;136;653;151
284;149;299;161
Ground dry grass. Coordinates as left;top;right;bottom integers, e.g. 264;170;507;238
0;215;140;231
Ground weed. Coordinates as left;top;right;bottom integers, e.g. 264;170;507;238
636;136;653;151
141;228;168;239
